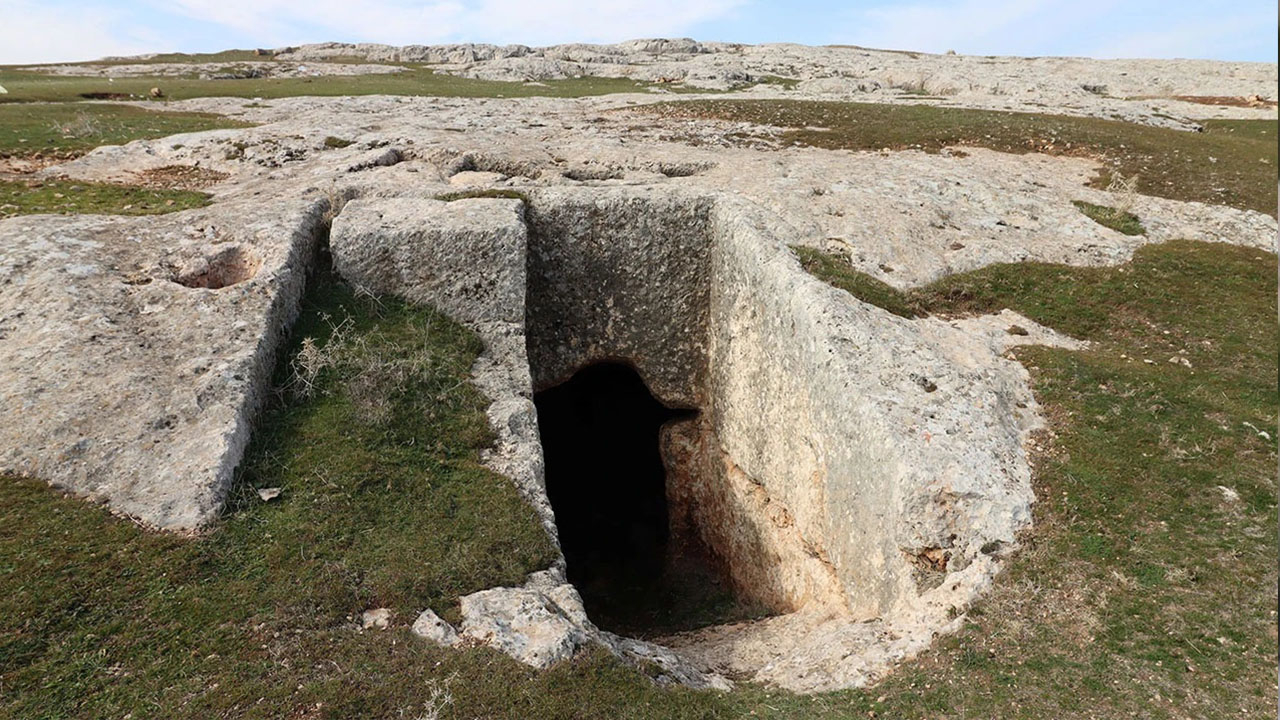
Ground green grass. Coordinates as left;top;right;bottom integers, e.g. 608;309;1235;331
2;239;1272;718
0;178;210;217
644;100;1279;215
0;103;249;158
793;245;925;318
1073;200;1146;235
0;65;676;105
322;135;354;149
434;188;529;202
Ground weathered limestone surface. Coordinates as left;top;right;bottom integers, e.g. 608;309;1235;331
0;199;325;529
52;94;1276;293
459;579;593;669
331;197;527;327
24;61;406;79
264;40;1278;127
411;609;461;647
523;187;716;407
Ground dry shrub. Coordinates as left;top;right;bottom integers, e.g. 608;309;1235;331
50;112;101;139
1106;171;1140;214
285;308;461;427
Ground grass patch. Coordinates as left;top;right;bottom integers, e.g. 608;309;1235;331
322;135;354;149
792;245;924;318
1073;200;1146;235
0;103;248;159
914;240;1276;350
800;238;1276;357
0;66;672;105
644;100;1278;214
0;178;210;217
434;188;528;202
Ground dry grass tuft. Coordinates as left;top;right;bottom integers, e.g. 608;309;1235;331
48;111;101;139
133;164;229;190
1105;171;1140;214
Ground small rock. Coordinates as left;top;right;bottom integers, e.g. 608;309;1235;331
909;372;938;393
361;608;393;630
411;609;460;647
459;585;591;668
1217;485;1239;503
256;487;282;501
1242;421;1272;441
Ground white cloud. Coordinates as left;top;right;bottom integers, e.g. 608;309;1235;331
0;1;160;63
160;0;747;47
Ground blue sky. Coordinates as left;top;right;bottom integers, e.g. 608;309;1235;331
2;0;1276;64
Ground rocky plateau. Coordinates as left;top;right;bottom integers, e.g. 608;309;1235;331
1;40;1275;693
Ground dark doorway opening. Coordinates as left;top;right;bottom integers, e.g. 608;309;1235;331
535;362;739;636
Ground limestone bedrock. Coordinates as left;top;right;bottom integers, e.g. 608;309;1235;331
2;44;1275;690
0;199;325;529
270;40;1277;127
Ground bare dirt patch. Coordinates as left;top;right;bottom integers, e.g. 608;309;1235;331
134;164;230;190
0;154;72;176
1168;94;1277;109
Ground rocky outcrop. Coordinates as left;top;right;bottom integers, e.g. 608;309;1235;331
267;40;1280;123
0;198;328;530
24;61;407;79
325;186;1085;690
